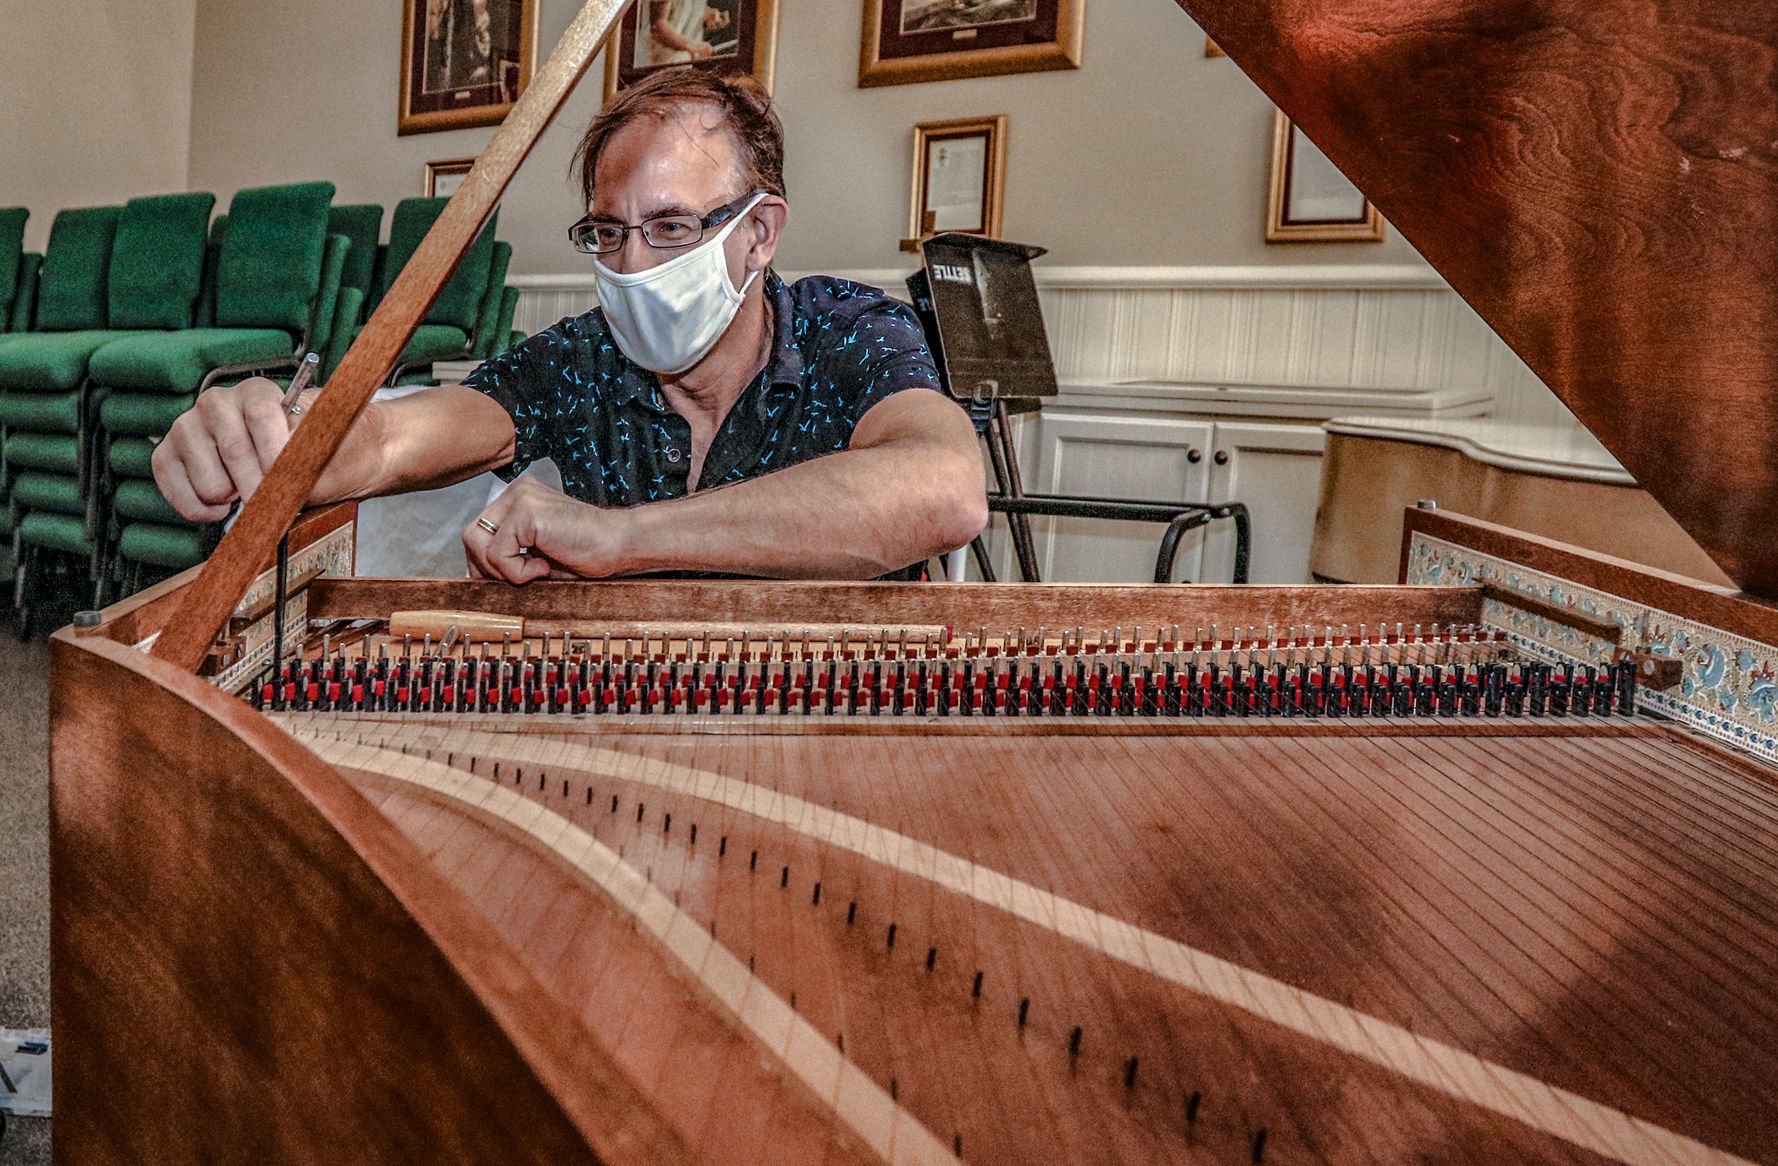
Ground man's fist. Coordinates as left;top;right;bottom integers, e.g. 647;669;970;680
462;476;636;583
151;378;292;522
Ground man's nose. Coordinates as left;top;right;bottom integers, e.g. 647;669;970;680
608;228;665;275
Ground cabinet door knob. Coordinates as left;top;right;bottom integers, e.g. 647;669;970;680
1213;450;1230;466
1187;448;1202;464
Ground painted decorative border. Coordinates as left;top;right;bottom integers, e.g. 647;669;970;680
212;521;357;694
1406;533;1778;764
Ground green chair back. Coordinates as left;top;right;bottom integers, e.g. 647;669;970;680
35;206;121;332
214;182;335;334
382;197;498;334
305;233;351;364
108;192;216;330
471;241;513;358
193;216;228;328
328;204;384;307
10;254;41;332
493;286;520;358
0;208;26;330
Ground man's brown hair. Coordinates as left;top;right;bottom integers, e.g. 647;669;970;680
573;70;785;204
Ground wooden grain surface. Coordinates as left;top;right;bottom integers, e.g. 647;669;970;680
150;0;629;672
49;629;693;1164
1176;0;1778;595
280;712;1778;1164
1402;508;1778;647
308;577;1485;633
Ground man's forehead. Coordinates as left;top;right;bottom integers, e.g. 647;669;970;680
599;101;742;181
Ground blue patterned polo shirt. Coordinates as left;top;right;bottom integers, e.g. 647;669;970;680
463;270;945;503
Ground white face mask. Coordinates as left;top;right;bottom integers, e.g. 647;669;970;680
592;192;766;374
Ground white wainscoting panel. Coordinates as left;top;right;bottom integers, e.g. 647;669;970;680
507;266;1573;426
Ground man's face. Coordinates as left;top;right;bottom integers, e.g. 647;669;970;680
590;103;753;281
703;8;729;32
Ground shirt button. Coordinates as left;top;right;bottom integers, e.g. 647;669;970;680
666;448;683;464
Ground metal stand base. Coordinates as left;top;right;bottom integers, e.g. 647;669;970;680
968;399;1251;584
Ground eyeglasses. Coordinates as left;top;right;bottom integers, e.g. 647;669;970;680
567;190;764;255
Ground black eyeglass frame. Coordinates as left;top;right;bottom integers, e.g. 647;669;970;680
567;189;766;255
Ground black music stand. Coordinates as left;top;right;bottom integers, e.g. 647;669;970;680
907;233;1250;583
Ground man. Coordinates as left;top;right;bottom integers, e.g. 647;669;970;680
638;0;728;65
152;70;987;584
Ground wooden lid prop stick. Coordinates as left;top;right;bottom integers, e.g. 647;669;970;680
151;0;633;673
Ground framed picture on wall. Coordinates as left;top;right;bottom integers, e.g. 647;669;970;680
861;0;1083;88
1266;110;1385;242
425;157;477;198
604;0;780;99
399;0;540;135
903;116;1007;250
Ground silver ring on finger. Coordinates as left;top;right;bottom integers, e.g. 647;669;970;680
475;516;499;536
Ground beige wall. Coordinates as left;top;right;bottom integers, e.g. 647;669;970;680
1;0;198;251
184;0;1433;276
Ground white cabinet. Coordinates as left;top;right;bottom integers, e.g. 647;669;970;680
1199;421;1329;584
983;409;1327;585
1026;412;1216;582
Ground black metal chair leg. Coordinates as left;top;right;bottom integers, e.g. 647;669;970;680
1154;512;1214;583
968;535;998;583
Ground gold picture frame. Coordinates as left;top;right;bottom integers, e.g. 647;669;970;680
425;157;478;198
1266;109;1385;242
861;0;1083;88
604;0;781;99
902;115;1007;252
399;0;540;135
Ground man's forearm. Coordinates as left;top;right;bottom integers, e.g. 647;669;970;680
308;386;516;504
603;440;985;579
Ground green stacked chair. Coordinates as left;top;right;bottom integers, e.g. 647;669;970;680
8;251;41;333
469;241;514;361
0;206;123;608
1;194;215;630
319;203;384;379
0;209;25;333
340;197;499;385
93;182;343;596
493;286;521;355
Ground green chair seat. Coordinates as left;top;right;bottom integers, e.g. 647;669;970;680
401;324;472;363
11;472;83;516
89;328;294;392
118;521;207;569
0;331;141;391
100;392;195;436
112;478;182;524
5;434;80;474
107;436;158;477
19;511;92;556
0;389;84;434
340;323;471;369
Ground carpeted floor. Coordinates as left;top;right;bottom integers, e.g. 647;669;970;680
0;630;52;1164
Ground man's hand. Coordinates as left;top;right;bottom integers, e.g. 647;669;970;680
462;477;634;584
151;378;292;522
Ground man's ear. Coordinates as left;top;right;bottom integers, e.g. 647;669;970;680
745;197;788;272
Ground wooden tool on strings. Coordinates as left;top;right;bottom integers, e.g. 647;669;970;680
149;0;634;673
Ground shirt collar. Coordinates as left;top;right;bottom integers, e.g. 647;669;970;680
760;269;804;390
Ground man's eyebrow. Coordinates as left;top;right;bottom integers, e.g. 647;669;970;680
586;202;704;223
